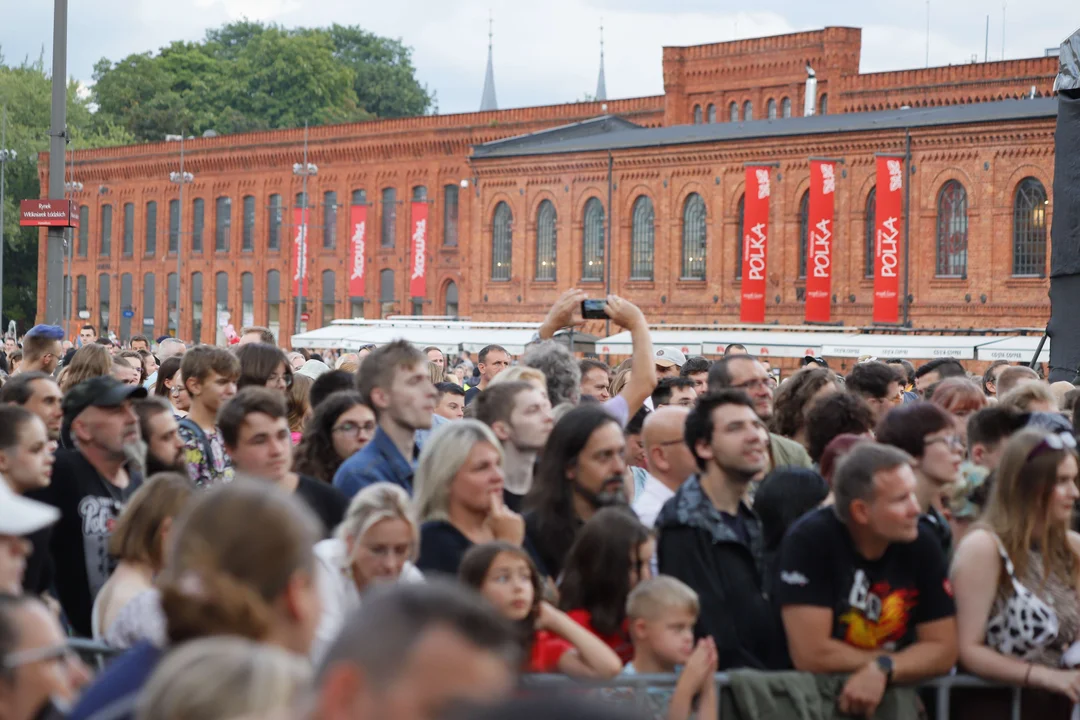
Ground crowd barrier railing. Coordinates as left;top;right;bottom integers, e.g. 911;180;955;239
524;671;1025;720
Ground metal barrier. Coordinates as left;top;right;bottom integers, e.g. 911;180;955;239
524;671;1025;720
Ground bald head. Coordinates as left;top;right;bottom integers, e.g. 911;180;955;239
642;405;697;490
157;339;185;361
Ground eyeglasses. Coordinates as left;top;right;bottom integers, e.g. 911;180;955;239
268;373;294;388
925;435;965;451
1027;432;1078;462
333;421;377;437
2;643;78;670
170;387;182;397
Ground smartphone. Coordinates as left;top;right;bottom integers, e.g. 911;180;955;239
581;299;607;320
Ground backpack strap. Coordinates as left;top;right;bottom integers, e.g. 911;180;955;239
177;417;216;482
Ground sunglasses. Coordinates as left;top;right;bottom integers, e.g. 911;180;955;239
1027;432;1078;462
2;643;78;670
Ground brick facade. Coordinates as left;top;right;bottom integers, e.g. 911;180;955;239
39;27;1056;345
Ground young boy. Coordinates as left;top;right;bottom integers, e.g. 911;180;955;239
623;576;717;720
177;345;239;487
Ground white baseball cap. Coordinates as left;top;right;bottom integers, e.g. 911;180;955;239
654;348;687;369
0;481;59;536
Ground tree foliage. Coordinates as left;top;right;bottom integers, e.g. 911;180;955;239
0;51;134;331
92;20;435;142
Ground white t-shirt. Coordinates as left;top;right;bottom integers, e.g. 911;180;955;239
633;473;676;531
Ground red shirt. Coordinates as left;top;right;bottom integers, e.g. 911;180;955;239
527;609;633;673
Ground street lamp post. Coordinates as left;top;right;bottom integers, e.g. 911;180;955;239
169;136;194;340
292;123;318;336
0;105;19;330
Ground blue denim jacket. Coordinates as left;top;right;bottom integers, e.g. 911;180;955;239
333;426;417;499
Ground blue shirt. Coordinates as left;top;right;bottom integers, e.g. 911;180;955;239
69;641;162;720
333;425;417;498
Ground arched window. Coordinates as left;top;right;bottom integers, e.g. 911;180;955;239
864;187;876;278
491;202;513;281
191;198;204;253
322;191;337;250
797;191;810;278
443;185;459;246
119;273;132;344
192;272;204;343
819;94;829;115
381;188;396;248
77;275;87;314
241;272;254;328
321;270;336;324
100;204;113;257
98;272;110;335
215;196;231;252
729;102;740;123
167;273;178;336
735;194;745;280
264;270;279;342
781;97;792;118
681;193;707;280
142;273;156;338
743;100;753;121
1012;177;1048;277
267;194;282;251
242;195;255;251
168;199;180;254
379;268;395;318
630;195;655;281
693;105;703;124
146;201;158;256
582;198;605;282
445;281;459;317
767;99;777;119
535;200;557;281
706;104;716;123
215;271;229;345
935;180;969;277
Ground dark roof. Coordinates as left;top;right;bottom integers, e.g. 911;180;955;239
470;114;641;155
471;98;1057;159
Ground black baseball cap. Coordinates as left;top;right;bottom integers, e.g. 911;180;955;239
802;355;830;369
62;376;148;423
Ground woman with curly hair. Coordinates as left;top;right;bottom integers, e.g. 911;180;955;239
293;391;376;485
770;366;840;449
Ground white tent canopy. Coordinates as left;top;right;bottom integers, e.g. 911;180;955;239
596;330;857;359
290;319;542;355
976;335;1048;363
819;334;986;360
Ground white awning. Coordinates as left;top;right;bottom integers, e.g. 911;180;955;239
821;334;984;360
976;336;1048;363
596;331;704;356
290;321;541;355
595;330;856;359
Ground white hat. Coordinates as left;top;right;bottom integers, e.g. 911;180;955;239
0;481;59;536
653;347;687;368
297;359;331;381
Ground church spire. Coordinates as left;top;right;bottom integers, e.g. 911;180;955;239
595;22;607;102
480;13;498;111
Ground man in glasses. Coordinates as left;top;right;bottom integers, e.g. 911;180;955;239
633;405;696;529
876;402;964;556
0;594;91;719
707;355;812;473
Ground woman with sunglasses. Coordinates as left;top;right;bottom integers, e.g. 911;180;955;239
293;391;377;485
950;429;1080;718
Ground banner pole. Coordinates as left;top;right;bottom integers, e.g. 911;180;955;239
902;132;913;327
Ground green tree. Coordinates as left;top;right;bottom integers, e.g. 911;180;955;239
0;51;133;331
325;24;433;118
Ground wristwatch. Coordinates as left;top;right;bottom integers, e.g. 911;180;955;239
875;655;894;685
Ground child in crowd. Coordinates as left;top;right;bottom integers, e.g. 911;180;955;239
624;577;718;720
459;542;622;678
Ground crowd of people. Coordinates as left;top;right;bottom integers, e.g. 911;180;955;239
1;295;1079;720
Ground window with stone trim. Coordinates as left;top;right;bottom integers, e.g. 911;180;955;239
735;194;744;280
767;99;777;119
100;204;113;257
630;195;655;281
782;97;792;118
445;281;459;317
729;102;739;122
267;194;282;251
535;199;557;281
1012;177;1048;277
707;104;716;123
491;201;513;281
381;188;396;248
168;199;180;253
242;195;255;251
215;196;231;253
798;190;810;279
743;100;753;121
935;180;968;277
121;203;134;257
145;201;157;256
582;198;605;282
191;198;204;253
864;187;876;278
681;193;707;280
323;191;337;250
693;105;703;124
443;185;459;246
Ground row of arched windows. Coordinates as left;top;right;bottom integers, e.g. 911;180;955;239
489;176;1049;283
692;94;828;125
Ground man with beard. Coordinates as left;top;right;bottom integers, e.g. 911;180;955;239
654;390;788;671
524;404;628;578
0;372;64;442
474;381;554;512
708;355;812;473
27;376;147;636
134;397;187;477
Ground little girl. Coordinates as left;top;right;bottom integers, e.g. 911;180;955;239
459;542;622;678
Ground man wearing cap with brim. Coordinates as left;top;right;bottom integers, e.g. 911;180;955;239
654;347;686;380
27;376;147;637
0;481;59;594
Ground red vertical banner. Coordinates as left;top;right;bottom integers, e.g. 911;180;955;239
740;166;771;323
873;156;904;323
292;206;309;297
348;204;367;297
409;201;428;298
805;160;836;323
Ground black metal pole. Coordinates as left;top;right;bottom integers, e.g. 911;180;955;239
605;152;613;339
902;131;913;327
45;0;68;325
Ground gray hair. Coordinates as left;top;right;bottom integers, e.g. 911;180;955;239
336;483;418;562
157;338;186;362
523;340;581;406
412;420;504;524
833;443;914;524
137;636;311;720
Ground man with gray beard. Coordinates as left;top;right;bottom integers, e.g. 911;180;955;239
27;376;147;636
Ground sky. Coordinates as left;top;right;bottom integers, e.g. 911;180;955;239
1;0;1076;115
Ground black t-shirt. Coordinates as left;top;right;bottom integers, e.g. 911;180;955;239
464;386;481;406
416;520;549;578
774;507;955;653
503;489;525;514
28;449;144;637
294;475;349;538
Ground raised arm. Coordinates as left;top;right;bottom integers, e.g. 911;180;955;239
540;602;623;679
538;289;586;340
604;296;656;417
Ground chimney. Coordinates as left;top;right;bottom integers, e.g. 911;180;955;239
804;63;818;117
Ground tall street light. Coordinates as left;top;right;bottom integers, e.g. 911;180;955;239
169;136;194;340
292;123;317;336
0;105;18;330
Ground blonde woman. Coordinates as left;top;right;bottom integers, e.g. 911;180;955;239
413;420;536;577
491;365;548;399
59;343;112;392
312;482;424;661
428;361;446;385
136;637;311;720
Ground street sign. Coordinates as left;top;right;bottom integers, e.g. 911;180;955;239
122;309;135;319
19;199;79;228
301;313;311;322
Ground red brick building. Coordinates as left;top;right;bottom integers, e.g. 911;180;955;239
40;27;1058;345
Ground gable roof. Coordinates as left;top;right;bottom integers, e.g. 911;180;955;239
470;114;642;156
471;98;1057;159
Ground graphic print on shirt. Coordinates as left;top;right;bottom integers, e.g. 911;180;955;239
839;569;918;650
79;495;124;601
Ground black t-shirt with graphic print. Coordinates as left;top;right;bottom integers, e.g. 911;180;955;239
28;449;143;637
773;507;955;652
